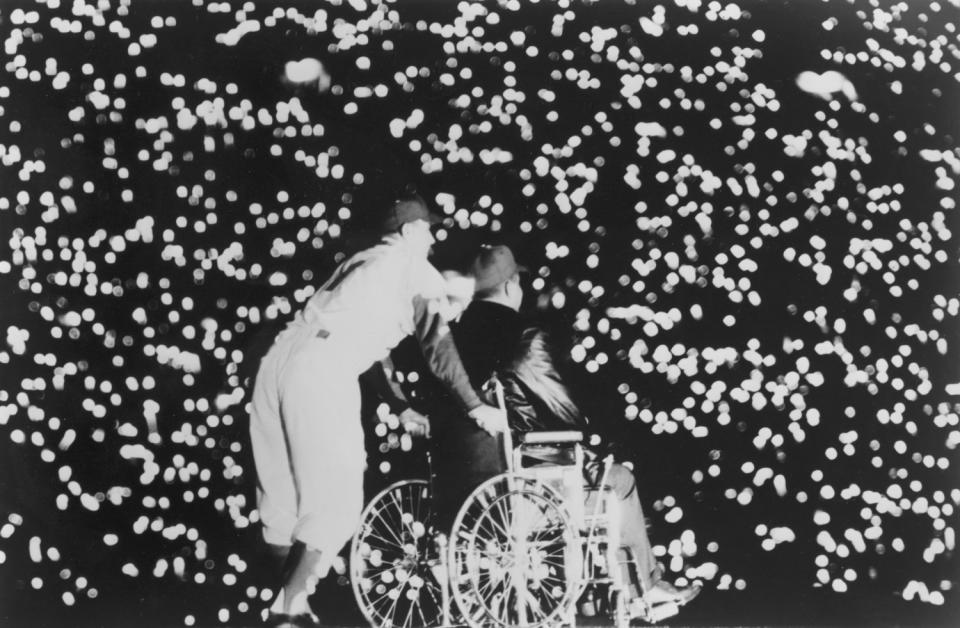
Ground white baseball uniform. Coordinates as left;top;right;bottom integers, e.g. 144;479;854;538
249;232;480;572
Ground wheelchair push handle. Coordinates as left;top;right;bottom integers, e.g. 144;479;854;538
483;374;514;473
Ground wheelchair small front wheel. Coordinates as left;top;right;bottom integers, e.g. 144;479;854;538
448;473;583;628
350;479;445;628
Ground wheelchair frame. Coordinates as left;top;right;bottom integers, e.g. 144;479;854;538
350;426;668;627
350;381;675;627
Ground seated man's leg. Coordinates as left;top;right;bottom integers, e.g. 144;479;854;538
600;464;659;593
591;462;700;607
432;421;505;531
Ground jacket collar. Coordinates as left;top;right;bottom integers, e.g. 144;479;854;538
466;299;522;326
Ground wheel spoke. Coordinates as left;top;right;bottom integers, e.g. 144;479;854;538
358;562;405;583
362;530;407;553
353;481;446;628
386;490;411;539
476;570;499;603
418;580;443;618
368;589;398;618
380;584;404;627
369;578;405;606
526;588;549;622
493;495;515;538
400;593;416;628
479;503;514;542
412;598;429;628
501;570;519;621
370;506;407;549
397;490;417;539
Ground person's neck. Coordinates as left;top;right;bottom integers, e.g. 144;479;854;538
480;295;519;313
381;231;423;256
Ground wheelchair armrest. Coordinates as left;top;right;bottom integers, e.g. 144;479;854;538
520;430;584;445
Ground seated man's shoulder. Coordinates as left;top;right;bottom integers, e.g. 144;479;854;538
512;326;553;366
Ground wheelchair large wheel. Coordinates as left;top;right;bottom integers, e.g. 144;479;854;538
449;473;583;628
351;479;445;628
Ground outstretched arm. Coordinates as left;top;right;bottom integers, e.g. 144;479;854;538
412;295;483;412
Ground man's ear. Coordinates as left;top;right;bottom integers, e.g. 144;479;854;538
503;276;519;299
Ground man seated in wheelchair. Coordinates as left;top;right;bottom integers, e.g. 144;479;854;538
430;244;701;616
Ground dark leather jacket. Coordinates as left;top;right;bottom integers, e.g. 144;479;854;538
497;327;584;434
452;301;584;436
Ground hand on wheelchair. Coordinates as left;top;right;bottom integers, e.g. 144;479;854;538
467;403;508;436
399;407;431;438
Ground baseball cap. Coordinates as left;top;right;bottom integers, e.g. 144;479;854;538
470;244;528;293
378;194;443;233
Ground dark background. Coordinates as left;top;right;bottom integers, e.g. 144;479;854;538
0;0;958;626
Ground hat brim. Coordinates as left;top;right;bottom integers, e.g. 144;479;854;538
428;213;444;225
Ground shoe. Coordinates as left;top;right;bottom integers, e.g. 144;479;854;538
644;580;701;606
673;581;701;606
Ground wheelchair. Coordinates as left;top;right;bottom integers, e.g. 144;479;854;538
350;415;682;627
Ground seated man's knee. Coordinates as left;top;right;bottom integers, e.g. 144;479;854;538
604;463;638;500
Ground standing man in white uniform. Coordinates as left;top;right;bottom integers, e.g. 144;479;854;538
248;195;506;624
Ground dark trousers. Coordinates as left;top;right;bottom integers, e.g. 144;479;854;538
430;417;506;531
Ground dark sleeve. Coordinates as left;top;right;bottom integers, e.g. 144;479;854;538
359;357;411;416
412;295;483;412
501;372;539;435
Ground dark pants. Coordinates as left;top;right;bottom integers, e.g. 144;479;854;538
430;417;506;531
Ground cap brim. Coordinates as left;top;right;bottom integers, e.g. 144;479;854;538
428;213;444;225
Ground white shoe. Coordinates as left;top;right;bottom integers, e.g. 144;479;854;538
645;580;701;606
